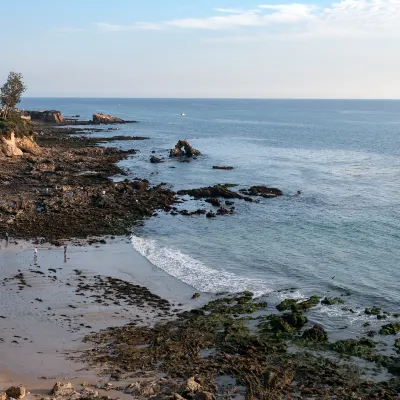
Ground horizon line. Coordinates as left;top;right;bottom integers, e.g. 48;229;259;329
21;96;400;101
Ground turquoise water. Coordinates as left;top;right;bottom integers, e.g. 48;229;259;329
21;98;400;333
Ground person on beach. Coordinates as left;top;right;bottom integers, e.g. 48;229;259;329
34;247;38;264
64;244;67;263
5;231;9;242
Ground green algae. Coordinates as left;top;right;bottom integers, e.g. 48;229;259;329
365;306;381;315
302;325;328;342
276;295;321;313
321;297;345;305
379;322;400;335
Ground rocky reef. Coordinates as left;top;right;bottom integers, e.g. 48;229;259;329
169;140;201;157
92;113;125;124
177;184;253;201
83;291;400;399
27;110;65;123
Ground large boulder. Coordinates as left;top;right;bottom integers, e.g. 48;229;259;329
27;110;65;123
92;113;124;124
50;382;75;397
6;387;26;399
170;140;200;157
0;130;41;157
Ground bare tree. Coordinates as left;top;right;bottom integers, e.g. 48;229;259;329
0;72;27;119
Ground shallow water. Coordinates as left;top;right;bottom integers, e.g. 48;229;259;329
20;98;400;332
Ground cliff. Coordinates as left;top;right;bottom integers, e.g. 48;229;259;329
0;113;41;157
27;110;65;123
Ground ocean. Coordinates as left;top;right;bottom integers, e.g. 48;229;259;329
20;98;400;336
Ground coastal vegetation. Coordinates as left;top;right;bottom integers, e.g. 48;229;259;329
0;71;26;119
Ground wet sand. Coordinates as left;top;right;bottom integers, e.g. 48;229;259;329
0;237;210;394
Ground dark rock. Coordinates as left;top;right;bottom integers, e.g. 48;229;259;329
192;293;201;299
206;211;216;218
212;166;233;170
379;322;400;335
240;185;283;198
150;156;162;163
178;184;253;202
302;325;328;342
321;297;345;305
205;198;221;207
365;306;381;315
6;386;26;399
169;140;201;157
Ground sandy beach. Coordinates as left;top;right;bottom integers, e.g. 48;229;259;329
0;237;210;396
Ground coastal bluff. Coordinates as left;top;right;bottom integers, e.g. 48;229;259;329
27;110;65;123
0;113;41;157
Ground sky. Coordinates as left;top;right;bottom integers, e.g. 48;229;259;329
1;0;400;98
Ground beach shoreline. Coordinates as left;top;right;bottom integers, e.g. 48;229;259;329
0;236;210;395
1;115;400;399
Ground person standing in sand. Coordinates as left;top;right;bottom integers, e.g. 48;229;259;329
34;247;38;264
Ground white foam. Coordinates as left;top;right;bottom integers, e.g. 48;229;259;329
131;235;273;297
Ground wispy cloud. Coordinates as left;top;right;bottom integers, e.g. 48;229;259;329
96;22;164;32
94;1;400;38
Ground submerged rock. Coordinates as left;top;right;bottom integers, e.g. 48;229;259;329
240;185;283;198
205;198;221;207
212;166;233;170
365;306;381;315
150;156;162;163
302;325;328;342
178;184;252;201
321;297;345;306
169;140;200;157
379;322;400;335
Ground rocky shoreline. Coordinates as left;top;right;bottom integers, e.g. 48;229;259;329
1;117;400;399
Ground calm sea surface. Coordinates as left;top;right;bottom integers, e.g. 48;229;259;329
20;98;400;335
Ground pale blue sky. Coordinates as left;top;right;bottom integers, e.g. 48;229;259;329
2;0;400;98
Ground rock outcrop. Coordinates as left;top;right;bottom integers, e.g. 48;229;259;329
240;185;283;198
150;155;162;163
0;131;41;157
92;113;124;124
27;110;65;123
177;184;253;201
212;166;233;170
169;140;200;157
6;386;26;399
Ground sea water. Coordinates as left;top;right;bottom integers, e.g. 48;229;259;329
21;98;400;332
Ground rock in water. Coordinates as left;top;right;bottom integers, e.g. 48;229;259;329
50;382;75;397
92;113;124;124
150;156;162;163
169;140;200;157
27;110;65;123
212;166;233;170
302;325;328;342
240;186;283;198
6;387;26;399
